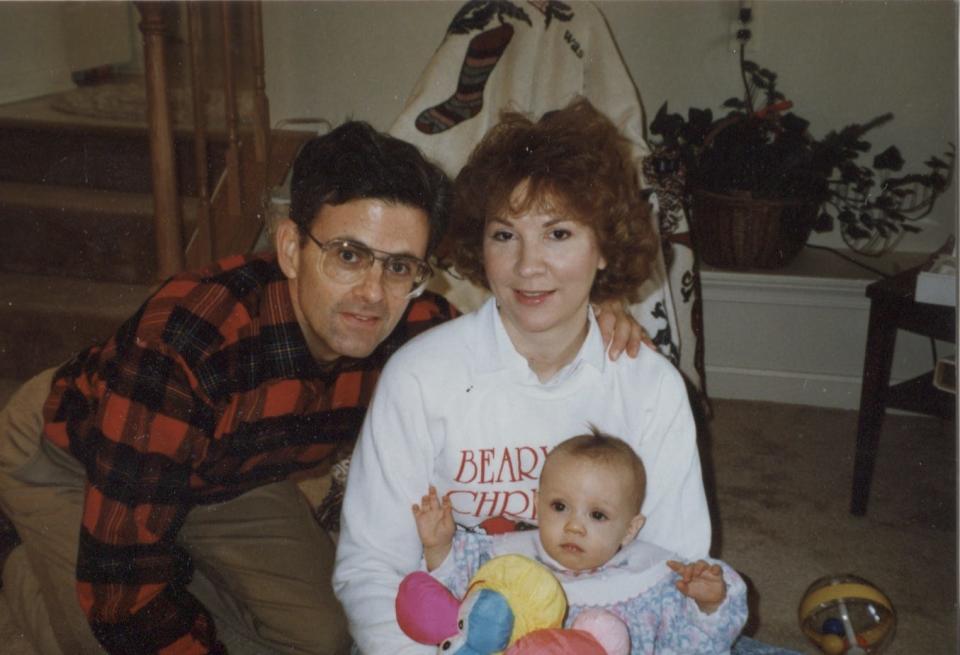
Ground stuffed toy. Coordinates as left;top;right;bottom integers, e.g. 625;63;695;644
507;608;630;655
396;554;629;655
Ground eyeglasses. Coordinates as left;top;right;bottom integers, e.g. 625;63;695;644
302;232;432;299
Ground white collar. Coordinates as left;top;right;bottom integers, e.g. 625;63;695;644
532;535;677;605
473;297;608;382
531;533;640;576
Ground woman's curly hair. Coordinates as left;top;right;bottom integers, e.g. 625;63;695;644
440;98;659;303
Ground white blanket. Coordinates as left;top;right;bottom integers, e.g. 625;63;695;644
389;0;703;391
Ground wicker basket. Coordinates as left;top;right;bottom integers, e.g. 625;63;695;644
689;189;819;269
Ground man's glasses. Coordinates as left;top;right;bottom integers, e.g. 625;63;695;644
302;232;432;299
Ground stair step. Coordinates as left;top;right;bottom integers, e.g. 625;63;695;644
0;272;154;380
0;118;227;196
0;182;198;283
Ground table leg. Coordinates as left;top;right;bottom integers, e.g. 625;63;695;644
850;298;899;516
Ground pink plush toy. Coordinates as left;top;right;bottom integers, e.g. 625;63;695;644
395;555;629;655
396;571;461;644
506;609;631;655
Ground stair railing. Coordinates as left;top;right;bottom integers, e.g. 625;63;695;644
136;1;185;279
136;0;271;280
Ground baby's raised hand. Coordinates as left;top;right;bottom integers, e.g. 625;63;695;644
666;559;727;614
412;486;455;556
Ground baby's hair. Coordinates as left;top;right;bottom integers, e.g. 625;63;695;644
545;426;647;514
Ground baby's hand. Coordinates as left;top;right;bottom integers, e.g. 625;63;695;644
666;559;727;614
412;486;455;554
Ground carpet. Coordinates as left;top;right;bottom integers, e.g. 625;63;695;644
705;399;956;654
0;395;954;654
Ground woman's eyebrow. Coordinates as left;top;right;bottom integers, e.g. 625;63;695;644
487;215;574;228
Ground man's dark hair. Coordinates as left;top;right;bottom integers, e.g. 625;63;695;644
289;121;450;255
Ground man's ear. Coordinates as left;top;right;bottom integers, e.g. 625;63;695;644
275;218;301;280
622;513;646;546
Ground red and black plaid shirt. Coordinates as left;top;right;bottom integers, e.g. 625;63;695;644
42;252;456;654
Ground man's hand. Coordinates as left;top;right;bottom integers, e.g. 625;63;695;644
593;299;653;360
412;486;455;571
667;559;728;614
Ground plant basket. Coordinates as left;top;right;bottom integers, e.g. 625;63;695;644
689;189;819;269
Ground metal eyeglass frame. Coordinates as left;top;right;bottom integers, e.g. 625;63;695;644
301;231;432;299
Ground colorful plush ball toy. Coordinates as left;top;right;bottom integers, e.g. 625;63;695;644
396;554;629;655
798;574;896;654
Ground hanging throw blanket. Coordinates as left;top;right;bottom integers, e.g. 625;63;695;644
389;0;704;392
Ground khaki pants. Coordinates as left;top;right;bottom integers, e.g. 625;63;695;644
0;369;350;655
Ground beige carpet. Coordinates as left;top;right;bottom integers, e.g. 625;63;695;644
705;399;956;654
0;394;955;654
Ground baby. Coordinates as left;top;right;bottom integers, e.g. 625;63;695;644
413;428;747;654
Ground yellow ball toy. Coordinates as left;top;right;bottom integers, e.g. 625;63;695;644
798;574;896;654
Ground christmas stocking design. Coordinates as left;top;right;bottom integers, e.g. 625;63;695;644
416;22;514;134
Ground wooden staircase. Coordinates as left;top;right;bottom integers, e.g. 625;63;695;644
0;2;311;386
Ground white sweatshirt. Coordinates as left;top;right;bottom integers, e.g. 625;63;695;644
333;299;710;654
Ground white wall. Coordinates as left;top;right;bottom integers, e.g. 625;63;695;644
1;1;950;408
263;0;958;257
261;0;956;409
0;2;133;104
264;2;457;132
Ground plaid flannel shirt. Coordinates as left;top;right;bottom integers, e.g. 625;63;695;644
41;252;456;654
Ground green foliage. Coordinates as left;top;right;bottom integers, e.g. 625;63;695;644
649;54;954;254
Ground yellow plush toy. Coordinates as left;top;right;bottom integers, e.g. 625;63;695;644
396;554;629;655
462;554;568;650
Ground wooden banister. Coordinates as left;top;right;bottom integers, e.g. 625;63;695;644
136;1;185;280
251;1;271;167
219;1;244;222
138;0;293;276
186;2;213;269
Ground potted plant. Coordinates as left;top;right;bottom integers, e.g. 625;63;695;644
647;51;955;268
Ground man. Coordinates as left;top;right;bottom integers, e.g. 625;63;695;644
0;121;452;655
0;121;641;655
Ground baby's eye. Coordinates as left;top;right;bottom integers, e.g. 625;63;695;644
550;501;566;512
590;510;608;521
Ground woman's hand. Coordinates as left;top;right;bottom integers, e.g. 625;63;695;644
593;299;654;360
667;559;727;614
412;486;455;571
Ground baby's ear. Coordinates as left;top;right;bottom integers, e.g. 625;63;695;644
622;513;646;545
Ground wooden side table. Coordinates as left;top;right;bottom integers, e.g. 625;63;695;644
849;266;956;515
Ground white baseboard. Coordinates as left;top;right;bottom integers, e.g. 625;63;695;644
704;365;864;410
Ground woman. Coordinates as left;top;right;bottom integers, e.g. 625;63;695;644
333;99;710;654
